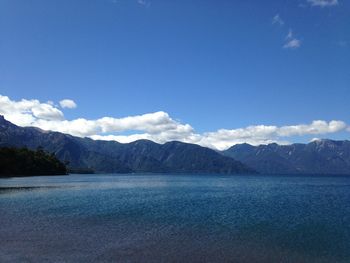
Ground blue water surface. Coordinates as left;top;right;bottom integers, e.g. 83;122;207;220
1;174;350;263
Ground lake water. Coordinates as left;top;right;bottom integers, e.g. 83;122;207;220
1;174;350;263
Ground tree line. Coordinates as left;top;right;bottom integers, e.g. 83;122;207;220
0;147;67;176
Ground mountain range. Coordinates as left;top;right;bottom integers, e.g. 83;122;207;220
222;140;350;175
0;115;252;174
2;115;350;175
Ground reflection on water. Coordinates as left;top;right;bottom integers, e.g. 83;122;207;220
0;186;66;194
1;174;350;263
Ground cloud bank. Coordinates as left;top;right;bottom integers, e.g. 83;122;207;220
0;95;348;150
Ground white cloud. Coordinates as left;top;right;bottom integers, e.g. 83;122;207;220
0;94;193;139
192;121;346;150
25;111;194;139
0;95;64;125
283;30;301;49
277;120;346;136
0;94;348;151
307;0;338;7
272;14;284;26
89;120;346;150
59;99;77;109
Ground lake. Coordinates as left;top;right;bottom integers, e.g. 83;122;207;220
1;174;350;263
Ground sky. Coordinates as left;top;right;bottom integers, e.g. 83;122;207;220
0;0;349;150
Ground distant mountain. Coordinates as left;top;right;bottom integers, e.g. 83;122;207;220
0;116;254;174
222;140;350;175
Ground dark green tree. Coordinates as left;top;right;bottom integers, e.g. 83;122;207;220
0;147;67;176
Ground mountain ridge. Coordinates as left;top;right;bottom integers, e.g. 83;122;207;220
0;116;254;174
222;139;350;175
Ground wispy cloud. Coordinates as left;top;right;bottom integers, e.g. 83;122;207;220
286;29;293;39
1;95;348;150
272;16;302;50
284;38;301;49
137;0;151;7
272;14;284;26
283;29;301;49
307;0;338;7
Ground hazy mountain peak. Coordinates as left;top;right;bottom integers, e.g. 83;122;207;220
223;140;350;175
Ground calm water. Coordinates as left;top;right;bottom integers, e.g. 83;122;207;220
1;174;350;263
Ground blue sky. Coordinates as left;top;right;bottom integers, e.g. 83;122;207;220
0;0;349;149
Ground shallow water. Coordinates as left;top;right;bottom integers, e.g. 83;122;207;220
1;174;350;263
